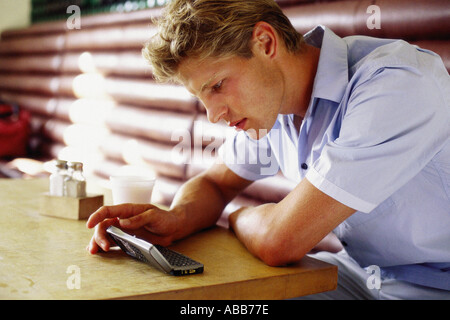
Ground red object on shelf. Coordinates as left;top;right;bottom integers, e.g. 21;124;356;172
0;102;30;158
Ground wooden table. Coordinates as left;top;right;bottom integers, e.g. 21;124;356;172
0;178;337;300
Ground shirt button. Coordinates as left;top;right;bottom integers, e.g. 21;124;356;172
301;163;308;170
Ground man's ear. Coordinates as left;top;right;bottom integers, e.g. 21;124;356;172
252;21;278;59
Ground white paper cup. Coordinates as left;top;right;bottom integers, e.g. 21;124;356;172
110;176;155;205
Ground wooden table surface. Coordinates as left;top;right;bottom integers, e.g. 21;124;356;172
0;178;337;300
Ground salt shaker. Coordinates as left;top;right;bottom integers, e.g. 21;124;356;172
64;161;87;198
49;160;68;196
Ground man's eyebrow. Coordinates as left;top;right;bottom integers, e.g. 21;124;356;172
199;73;217;94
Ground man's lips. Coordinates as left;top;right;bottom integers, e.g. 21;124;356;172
228;118;247;130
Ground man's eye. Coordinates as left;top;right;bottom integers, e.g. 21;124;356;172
212;80;223;92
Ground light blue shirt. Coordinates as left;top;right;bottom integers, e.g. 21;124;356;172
219;26;450;290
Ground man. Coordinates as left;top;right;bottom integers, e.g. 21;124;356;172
86;0;450;299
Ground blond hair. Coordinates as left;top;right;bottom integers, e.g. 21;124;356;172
143;0;304;83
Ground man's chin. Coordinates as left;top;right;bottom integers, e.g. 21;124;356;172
245;128;270;140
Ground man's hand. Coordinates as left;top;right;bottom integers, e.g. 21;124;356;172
86;203;181;254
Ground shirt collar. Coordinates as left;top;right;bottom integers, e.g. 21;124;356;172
304;26;349;103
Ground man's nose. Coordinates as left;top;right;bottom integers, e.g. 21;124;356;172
205;103;228;124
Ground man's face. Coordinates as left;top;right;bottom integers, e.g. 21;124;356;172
177;53;284;140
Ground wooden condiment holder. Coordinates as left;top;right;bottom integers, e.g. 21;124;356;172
39;193;104;220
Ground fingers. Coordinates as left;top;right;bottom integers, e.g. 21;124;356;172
87;218;118;254
86;203;154;229
87;233;100;254
86;204;178;255
118;209;158;229
119;207;177;236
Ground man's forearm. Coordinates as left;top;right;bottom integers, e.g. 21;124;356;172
169;173;230;241
229;179;355;267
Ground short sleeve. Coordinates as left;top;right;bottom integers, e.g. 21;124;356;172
218;130;280;181
306;66;450;213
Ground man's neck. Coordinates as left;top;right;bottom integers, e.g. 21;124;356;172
279;44;320;118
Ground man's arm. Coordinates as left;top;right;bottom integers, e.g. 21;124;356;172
229;178;355;266
168;161;254;240
86;161;252;253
